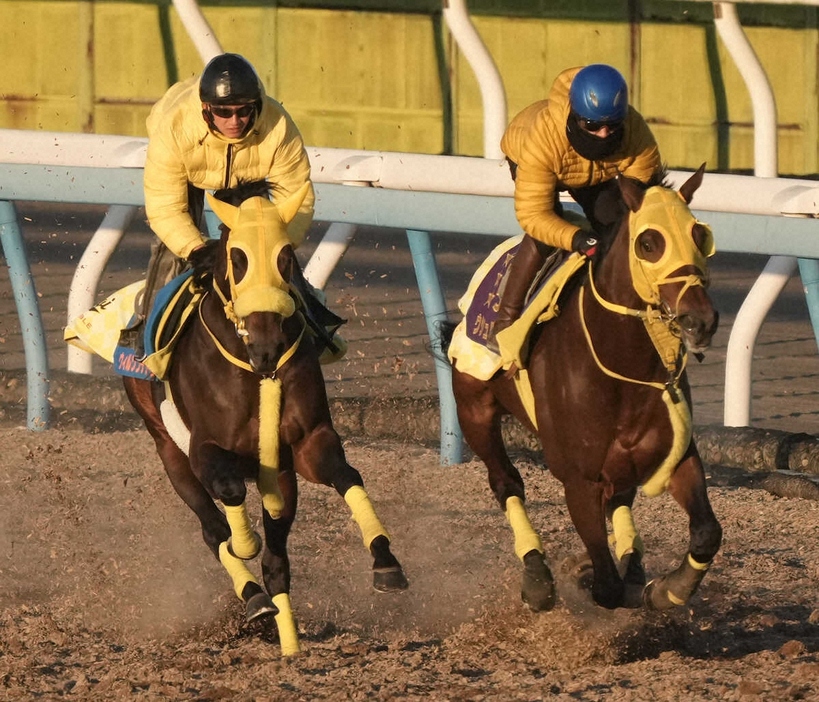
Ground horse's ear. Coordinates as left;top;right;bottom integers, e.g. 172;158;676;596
277;182;311;225
206;193;240;231
618;173;646;213
679;163;706;205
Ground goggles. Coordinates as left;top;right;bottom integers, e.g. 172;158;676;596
578;117;623;134
209;104;255;119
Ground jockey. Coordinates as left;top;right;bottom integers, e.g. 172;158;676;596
141;53;343;359
144;52;314;263
491;64;663;342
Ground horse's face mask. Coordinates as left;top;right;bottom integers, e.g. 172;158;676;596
206;183;310;320
624;170;714;307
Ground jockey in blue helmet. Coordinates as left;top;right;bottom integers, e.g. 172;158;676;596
490;64;663;346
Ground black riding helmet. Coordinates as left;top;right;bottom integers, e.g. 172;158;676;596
200;54;263;136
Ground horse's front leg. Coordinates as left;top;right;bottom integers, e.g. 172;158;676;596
294;424;409;593
563;476;624;609
643;446;722;611
196;443;277;626
122;378;229;556
607;488;646;608
257;459;300;656
453;370;556;612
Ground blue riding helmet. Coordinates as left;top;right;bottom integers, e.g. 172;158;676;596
569;64;628;125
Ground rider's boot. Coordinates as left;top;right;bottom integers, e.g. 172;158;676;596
488;235;550;350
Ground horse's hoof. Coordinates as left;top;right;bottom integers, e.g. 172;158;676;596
561;553;595;593
620;552;646;609
245;592;278;623
642;577;677;612
373;566;409;592
521;551;556;612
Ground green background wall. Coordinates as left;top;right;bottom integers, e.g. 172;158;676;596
1;1;817;175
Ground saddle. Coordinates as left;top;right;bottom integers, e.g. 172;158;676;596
139;270;202;381
448;235;587;381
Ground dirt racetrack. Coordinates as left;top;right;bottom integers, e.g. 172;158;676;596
1;428;818;701
1;205;819;699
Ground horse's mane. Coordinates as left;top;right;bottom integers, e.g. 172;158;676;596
212;179;272;207
591;166;669;246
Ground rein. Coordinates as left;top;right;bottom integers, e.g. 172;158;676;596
580;260;688;392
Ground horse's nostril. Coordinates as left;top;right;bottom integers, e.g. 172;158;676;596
678;315;698;333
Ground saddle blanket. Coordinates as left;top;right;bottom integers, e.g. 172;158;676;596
447;235;587;381
64;272;201;381
64;280;153;377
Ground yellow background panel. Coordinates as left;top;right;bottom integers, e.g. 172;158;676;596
0;4;817;174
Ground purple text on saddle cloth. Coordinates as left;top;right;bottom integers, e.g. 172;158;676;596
465;242;521;346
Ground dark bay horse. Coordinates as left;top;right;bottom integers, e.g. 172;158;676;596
123;180;407;655
448;166;722;611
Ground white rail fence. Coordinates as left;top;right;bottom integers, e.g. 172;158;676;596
1;129;819;462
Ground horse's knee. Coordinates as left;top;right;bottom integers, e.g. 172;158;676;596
294;425;358;488
199;445;248;505
211;475;247;506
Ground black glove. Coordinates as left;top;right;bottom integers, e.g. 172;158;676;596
571;231;600;259
187;239;219;281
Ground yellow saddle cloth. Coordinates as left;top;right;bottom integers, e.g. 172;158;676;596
448;236;587;381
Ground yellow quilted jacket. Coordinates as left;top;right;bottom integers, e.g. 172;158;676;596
144;76;315;259
501;67;661;251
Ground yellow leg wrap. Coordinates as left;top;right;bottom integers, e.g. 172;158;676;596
687;553;710;571
611;505;645;561
272;593;300;656
223;503;261;559
505;496;543;561
343;485;389;548
218;540;260;600
258;378;285;518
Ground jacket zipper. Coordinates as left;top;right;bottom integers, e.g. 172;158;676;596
224;143;233;189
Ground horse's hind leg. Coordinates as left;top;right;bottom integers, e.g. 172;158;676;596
643;448;722;611
453;370;555;612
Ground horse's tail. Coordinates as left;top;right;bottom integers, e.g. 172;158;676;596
434;319;459;361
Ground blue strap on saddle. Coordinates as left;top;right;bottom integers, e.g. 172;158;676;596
143;269;195;357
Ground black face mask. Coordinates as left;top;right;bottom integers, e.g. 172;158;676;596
566;112;624;161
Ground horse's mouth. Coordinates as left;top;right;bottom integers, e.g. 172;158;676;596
246;345;286;377
678;310;719;355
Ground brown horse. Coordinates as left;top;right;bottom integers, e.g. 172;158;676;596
447;166;722;611
123;180;407;655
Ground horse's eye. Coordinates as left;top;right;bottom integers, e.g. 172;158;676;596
230;248;248;283
635;230;665;263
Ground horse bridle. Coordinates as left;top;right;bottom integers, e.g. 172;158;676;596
579;185;714;391
200;240;305;377
198;292;305;377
